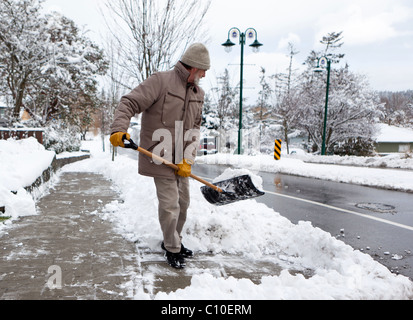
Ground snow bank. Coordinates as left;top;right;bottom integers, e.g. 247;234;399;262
0;137;55;220
0;186;37;220
0;137;55;191
295;153;413;170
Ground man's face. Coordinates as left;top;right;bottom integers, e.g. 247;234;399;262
188;68;206;85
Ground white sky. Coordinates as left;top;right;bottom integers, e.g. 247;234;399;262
43;0;413;102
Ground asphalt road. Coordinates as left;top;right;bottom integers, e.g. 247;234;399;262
193;163;413;281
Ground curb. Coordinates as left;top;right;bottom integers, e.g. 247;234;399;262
24;153;91;193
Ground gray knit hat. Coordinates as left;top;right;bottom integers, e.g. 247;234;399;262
181;43;210;70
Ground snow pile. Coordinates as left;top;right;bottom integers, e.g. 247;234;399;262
0;137;55;219
0;186;37;220
0;137;55;191
293;153;413;170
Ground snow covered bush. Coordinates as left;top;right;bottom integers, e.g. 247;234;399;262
43;120;81;154
332;137;376;156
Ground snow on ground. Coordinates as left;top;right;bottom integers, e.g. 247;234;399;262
1;136;413;299
0;137;55;219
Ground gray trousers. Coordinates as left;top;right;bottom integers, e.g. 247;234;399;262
154;176;190;253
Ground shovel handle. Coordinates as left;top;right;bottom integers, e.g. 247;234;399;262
189;173;223;193
123;138;223;193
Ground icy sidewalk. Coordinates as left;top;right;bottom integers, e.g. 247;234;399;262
0;171;140;299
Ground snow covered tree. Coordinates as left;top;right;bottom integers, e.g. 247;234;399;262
209;68;238;131
297;32;381;155
0;0;48;120
255;67;272;122
201;93;219;131
249;68;277;153
99;37;127;137
325;68;381;155
0;0;108;153
299;58;381;154
0;0;108;127
379;91;413;128
34;12;108;133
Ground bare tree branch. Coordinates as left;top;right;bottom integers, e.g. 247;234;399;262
101;0;211;88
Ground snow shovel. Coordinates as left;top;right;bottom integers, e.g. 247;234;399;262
199;175;265;206
122;137;265;206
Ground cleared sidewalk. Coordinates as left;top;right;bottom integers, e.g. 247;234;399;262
0;171;140;299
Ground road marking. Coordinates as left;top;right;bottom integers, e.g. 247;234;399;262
196;174;413;232
264;189;413;232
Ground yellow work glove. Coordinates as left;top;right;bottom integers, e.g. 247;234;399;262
110;132;130;148
176;159;193;177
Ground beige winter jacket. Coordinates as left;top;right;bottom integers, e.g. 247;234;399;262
110;62;204;179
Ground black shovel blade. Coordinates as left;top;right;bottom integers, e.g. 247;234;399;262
200;175;265;206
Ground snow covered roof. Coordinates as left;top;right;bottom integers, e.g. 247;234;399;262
375;123;413;143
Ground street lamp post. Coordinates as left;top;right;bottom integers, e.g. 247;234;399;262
314;56;331;156
222;27;263;155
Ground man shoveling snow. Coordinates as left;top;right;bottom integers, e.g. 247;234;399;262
110;43;210;269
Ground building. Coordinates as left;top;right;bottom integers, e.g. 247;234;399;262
0;102;44;145
374;123;413;154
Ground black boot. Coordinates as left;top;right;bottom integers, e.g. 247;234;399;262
180;244;193;258
165;251;185;269
161;242;186;269
161;241;193;258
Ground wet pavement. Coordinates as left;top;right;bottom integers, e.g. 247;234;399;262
0;170;291;300
0;172;140;299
